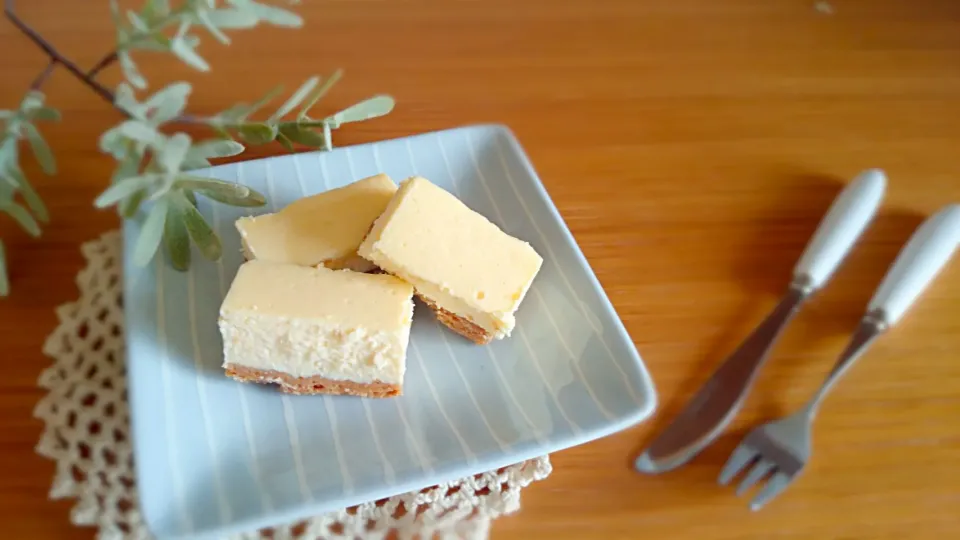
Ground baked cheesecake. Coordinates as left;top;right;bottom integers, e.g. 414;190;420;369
219;260;414;397
358;176;543;344
235;173;397;272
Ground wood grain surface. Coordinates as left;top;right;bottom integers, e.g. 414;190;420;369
2;1;959;538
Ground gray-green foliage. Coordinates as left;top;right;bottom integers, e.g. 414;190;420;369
0;0;394;295
0;91;60;296
94;73;395;272
205;71;395;152
112;0;304;88
96;82;262;269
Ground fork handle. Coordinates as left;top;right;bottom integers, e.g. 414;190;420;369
867;204;960;325
808;205;960;411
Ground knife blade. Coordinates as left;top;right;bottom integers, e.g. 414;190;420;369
635;168;887;474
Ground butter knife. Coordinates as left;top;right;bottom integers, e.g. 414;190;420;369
635;169;887;474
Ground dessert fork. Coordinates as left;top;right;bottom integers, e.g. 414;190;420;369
718;204;960;510
636;169;887;473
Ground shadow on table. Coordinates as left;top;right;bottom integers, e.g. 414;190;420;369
628;169;927;497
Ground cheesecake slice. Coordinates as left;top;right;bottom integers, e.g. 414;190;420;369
235;173;397;272
219;260;414;397
358;176;543;344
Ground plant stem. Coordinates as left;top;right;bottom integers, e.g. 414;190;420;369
30;59;57;90
4;0;117;107
87;52;118;78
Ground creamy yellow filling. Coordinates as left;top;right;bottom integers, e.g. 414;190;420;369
359;176;542;338
219;260;414;383
236;174;396;267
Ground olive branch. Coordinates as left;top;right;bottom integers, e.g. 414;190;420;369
0;0;394;295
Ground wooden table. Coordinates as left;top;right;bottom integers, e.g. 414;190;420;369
3;1;959;538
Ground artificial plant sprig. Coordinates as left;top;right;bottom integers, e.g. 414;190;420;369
0;0;395;296
203;71;396;152
0;91;60;295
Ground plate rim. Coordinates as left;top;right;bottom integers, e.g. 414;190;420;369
124;123;658;539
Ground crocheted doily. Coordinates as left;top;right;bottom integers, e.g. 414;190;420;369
34;231;552;539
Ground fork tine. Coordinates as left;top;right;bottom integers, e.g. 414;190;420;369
749;472;793;511
718;444;757;486
735;459;775;496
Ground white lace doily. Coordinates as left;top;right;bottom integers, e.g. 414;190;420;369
34;231;552;539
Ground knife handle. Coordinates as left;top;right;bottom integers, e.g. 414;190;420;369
637;169;886;474
794;169;887;289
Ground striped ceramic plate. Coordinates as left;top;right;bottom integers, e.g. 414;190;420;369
124;124;657;539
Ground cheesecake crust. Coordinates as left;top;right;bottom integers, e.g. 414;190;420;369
418;295;493;345
225;364;402;397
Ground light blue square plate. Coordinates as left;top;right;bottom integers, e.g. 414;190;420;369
124;124;657;539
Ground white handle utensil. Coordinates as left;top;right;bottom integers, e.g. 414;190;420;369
718;204;960;512
635;169;887;474
868;204;960;326
794;169;887;289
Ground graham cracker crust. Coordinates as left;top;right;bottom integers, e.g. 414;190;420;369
418;294;493;345
224;364;402;397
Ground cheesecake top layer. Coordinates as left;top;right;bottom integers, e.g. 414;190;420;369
220;260;414;331
235;173;397;268
358;176;543;338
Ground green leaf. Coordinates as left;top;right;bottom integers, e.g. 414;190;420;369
117;120;161;144
0;137;16;165
95;173;161;208
172;191;221;260
322;121;332;150
186;139;245;161
198;188;266;207
4;166;48;223
133;197;169;266
131;32;174;52
1;201;41;237
327;95;395;128
171;37;210;71
236;123;277;145
120;188;147;218
182;156;211;170
158;133;191;173
145;82;191;124
98;128;126;158
118;51;147;89
127;10;149;31
141;0;172;20
276;132;295;152
279;124;325;147
163;198;190;271
26;107;60;123
204;7;259;29
298;69;342;119
20;91;45;111
184;189;198;207
22;123;56;175
114;83;142;117
209;124;232;140
0;240;8;297
178;175;266;207
195;9;231;44
241;0;303;27
175;174;248;196
109;0;122;24
216;85;283;123
111;148;143;183
270;76;319;121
